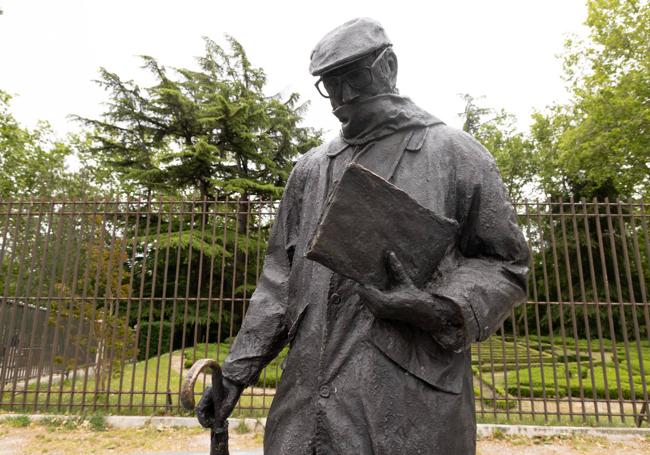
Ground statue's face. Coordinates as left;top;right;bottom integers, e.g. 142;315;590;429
316;47;398;110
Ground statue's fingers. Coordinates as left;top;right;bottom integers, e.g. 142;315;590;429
196;387;215;428
387;251;411;284
357;284;386;306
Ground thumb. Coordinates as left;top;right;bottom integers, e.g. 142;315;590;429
387;251;412;285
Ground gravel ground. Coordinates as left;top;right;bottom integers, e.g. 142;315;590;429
1;421;649;455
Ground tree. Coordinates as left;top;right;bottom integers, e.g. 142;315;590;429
458;94;537;203
77;36;322;201
0;91;71;199
530;0;650;201
73;38;322;356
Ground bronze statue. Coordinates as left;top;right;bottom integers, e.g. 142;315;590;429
193;17;530;454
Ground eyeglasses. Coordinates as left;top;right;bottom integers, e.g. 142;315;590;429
314;47;390;99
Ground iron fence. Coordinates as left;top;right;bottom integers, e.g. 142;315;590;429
0;198;648;427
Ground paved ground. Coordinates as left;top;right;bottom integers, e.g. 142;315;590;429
142;452;262;455
2;416;650;454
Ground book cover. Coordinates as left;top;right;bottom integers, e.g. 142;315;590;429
305;163;459;289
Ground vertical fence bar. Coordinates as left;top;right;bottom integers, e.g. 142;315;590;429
23;201;56;411
67;198;101;412
191;197;207;369
127;198;152;411
43;200;79;411
583;199;612;422
216;197;230;362
138;198;163;412
594;198;626;421
0;200;15;391
203;199;220;364
3;200;34;410
115;197;143;412
570;199;599;422
12;200;46;408
241;199;254;411
630;202;650;344
536;202;562;419
151;199;171;411
16;200;49;410
27;200;65;410
142;199;165;410
633;202;650;425
525;202;546;421
176;200;197;411
91;199;121;411
3;197;650;420
54;199;85;411
616;200;648;424
163;200;184;413
101;199;129;411
604;199;637;421
559;199;586;421
547;200;574;421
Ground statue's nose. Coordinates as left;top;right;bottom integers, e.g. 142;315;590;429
341;81;360;104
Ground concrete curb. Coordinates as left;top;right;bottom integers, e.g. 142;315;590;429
1;413;649;440
476;423;650;440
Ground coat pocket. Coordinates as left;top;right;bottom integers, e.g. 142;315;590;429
369;318;467;394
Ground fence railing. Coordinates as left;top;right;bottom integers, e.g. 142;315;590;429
0;198;648;426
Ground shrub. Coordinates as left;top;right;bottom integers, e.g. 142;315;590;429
3;415;30;427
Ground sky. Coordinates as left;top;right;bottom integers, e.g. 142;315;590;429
0;0;589;141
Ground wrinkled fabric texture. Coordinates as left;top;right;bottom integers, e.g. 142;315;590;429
221;101;530;454
333;94;438;145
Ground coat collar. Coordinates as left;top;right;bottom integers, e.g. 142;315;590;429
326;125;432;158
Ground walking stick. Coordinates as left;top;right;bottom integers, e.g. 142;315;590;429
181;359;229;455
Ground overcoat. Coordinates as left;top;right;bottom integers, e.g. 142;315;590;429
222;115;530;454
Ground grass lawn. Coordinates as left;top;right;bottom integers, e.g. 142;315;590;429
2;335;649;423
1;342;282;417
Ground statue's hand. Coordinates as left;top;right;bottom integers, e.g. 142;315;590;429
356;251;436;325
196;376;244;429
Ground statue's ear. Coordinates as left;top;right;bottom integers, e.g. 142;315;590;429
385;50;398;90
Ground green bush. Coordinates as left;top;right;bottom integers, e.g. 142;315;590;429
505;363;643;400
3;415;30;427
88;412;107;432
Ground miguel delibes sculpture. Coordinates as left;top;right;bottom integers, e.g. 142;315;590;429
184;17;530;455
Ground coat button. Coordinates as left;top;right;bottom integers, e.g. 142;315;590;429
319;385;331;398
330;293;341;305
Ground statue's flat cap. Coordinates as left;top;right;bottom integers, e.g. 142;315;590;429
309;17;391;76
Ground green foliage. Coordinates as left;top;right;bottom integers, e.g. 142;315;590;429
530;0;650;200
0;91;109;199
458;94;536;203
76;36;322;200
88;412;107;431
473;334;650;402
0;91;70;199
3;415;31;427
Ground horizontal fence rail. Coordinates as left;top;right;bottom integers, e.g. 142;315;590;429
0;198;648;426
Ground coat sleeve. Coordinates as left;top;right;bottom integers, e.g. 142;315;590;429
426;131;529;350
220;156;308;386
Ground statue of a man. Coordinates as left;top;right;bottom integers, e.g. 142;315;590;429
197;17;529;454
